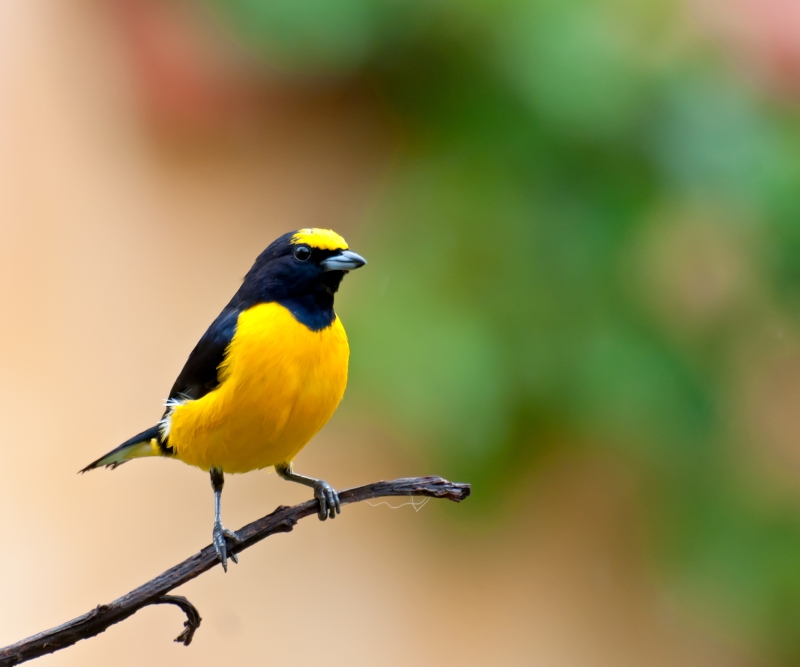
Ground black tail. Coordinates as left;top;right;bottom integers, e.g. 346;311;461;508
80;425;163;473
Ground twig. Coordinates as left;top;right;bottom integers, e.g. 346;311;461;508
0;476;470;666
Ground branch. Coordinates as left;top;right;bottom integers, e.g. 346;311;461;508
0;476;470;666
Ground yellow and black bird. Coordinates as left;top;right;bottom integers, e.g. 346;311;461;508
81;228;366;570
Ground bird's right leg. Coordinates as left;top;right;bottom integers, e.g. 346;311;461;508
275;462;340;521
210;468;241;572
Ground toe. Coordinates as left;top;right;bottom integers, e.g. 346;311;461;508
216;544;228;572
327;489;337;520
213;524;232;572
223;528;241;543
314;484;329;520
314;481;341;521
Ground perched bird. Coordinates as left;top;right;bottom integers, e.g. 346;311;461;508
81;228;366;570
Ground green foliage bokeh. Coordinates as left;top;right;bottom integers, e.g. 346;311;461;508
207;0;800;659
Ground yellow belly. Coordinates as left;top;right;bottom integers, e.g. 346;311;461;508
167;302;349;473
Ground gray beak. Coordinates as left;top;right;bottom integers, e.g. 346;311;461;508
321;249;367;272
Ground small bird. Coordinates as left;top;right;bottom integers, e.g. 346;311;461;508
81;228;366;570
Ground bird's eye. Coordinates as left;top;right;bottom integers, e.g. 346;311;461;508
293;245;312;262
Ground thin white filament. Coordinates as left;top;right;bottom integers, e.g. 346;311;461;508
365;497;430;512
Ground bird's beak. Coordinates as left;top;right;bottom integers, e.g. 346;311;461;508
321;250;367;272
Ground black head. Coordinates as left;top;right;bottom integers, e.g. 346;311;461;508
232;228;367;330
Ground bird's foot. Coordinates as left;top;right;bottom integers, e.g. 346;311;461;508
212;521;241;572
313;480;341;521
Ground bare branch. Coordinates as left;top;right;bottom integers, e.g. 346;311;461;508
151;596;202;645
0;476;470;666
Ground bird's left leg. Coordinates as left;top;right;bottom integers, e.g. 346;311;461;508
210;468;241;572
275;462;340;521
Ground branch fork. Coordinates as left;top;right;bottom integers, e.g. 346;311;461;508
0;476;470;666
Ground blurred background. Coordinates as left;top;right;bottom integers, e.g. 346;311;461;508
2;0;800;665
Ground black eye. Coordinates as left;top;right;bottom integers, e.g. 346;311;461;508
293;245;312;261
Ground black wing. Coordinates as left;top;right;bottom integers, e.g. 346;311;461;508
167;308;240;403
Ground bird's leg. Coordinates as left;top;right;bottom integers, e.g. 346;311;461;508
275;462;340;521
210;468;241;572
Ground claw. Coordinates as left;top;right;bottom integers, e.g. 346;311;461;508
313;480;340;521
213;522;241;572
224;528;240;564
327;490;336;520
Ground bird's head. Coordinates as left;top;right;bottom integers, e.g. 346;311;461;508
239;228;367;304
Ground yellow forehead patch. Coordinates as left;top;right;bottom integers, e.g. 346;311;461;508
291;228;348;251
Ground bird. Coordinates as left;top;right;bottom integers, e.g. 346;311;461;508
81;228;367;570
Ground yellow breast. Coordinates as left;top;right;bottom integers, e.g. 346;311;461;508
167;302;350;473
